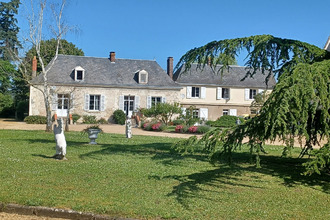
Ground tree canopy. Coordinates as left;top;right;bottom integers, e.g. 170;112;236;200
0;0;21;61
173;35;330;175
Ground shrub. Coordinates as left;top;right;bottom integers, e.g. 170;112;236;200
72;114;81;124
24;115;47;124
143;121;167;131
175;125;184;133
98;118;108;124
197;125;211;134
207;115;244;127
188;126;198;133
82;115;97;124
113;110;126;125
173;119;184;125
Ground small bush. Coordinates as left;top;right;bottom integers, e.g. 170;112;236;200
83;115;97;124
24;115;47;124
188;126;198;133
113;110;126;125
72;114;81;123
207;115;244;127
197;125;211;134
98;118;108;124
175;125;184;133
143;121;166;131
173;119;185;125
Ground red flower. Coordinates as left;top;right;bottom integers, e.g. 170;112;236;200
188;126;198;133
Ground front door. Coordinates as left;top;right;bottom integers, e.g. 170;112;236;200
124;96;134;117
57;94;69;117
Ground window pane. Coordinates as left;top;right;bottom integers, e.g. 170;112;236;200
223;109;229;115
222;88;229;99
89;96;95;110
77;71;83;80
95;95;100;110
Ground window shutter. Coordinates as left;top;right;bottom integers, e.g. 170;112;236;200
217;87;222;100
199;108;208;120
228;88;231;99
101;95;105;111
134;95;140;111
181;107;186;116
52;94;58;111
162;97;166;103
244;88;249;101
258;89;264;94
229;109;237;116
119;95;124;111
186;86;192;99
201;87;206;99
84;94;89;111
147;96;151;109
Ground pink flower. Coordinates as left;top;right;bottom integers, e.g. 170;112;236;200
188;126;198;133
152;122;162;131
175;125;184;133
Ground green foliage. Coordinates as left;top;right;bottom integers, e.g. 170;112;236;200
207;115;244;127
113;109;126;125
0;0;21;61
82;115;97;124
175;35;330;174
15;100;28;120
172;119;184;125
71;113;81;124
0;60;16;93
24;115;47;124
197;125;211;134
97;117;108;124
303;142;330;175
141;102;181;125
250;90;270;114
180;105;199;126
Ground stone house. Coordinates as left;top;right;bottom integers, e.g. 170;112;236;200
29;53;182;121
173;64;276;120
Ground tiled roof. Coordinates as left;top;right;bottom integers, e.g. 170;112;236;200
31;54;181;89
173;64;276;89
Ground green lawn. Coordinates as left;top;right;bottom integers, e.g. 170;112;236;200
0;130;329;219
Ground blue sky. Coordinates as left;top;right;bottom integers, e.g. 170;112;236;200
14;0;330;69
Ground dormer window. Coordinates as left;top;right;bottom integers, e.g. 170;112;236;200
138;70;148;84
74;66;85;81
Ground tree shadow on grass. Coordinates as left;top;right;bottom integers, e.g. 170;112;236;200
149;151;329;208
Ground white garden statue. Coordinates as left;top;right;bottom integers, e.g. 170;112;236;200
126;116;132;138
53;118;67;160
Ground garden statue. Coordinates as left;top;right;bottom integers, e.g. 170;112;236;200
53;118;67;160
126;116;132;138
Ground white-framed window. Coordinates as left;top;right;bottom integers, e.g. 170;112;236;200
84;94;105;111
217;87;230;99
57;94;69;110
187;86;206;99
245;88;257;100
89;95;100;111
192;109;199;118
192;87;200;98
74;66;85;81
139;70;148;84
147;96;166;109
223;109;229;115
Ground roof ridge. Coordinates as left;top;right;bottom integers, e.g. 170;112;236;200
58;54;157;62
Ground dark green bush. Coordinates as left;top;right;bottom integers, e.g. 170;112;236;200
16;101;29;121
113;110;126;125
82;115;97;124
207;115;244;127
24;115;47;124
72;114;81;123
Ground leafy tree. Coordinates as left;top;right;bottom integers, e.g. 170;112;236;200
13;39;84;104
141;103;182;125
250;90;270;115
0;0;21;61
173;35;330;175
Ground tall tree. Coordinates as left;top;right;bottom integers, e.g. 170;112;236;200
11;0;70;131
0;0;21;61
13;39;84;103
173;35;330;174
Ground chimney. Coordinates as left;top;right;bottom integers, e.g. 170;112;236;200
110;51;116;62
32;56;37;77
167;57;173;79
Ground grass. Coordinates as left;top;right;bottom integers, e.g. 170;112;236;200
0;130;329;219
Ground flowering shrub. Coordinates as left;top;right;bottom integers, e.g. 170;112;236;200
142;121;166;131
175;125;184;133
188;126;198;133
